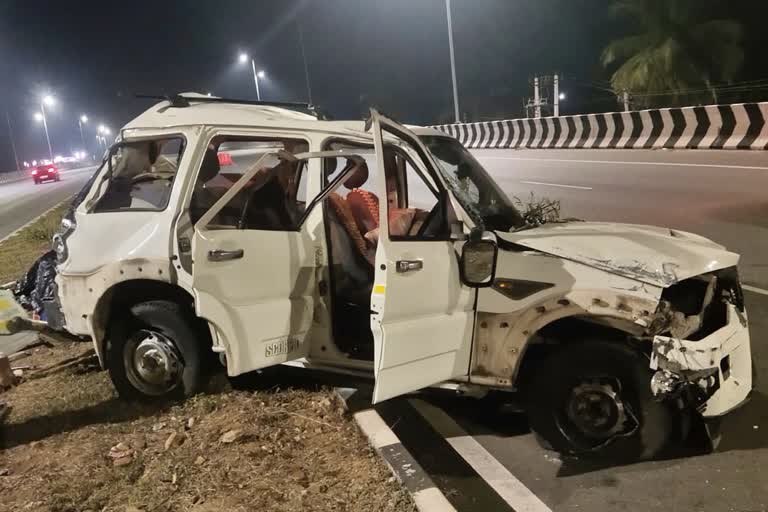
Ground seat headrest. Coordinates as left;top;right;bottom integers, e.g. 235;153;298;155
344;160;369;190
198;148;221;183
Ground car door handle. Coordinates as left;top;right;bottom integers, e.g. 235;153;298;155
396;260;423;273
208;249;244;262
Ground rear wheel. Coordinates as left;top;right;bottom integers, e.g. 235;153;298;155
106;300;206;401
525;340;676;461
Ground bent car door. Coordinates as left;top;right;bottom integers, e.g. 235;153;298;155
191;145;367;377
191;149;317;376
369;111;476;403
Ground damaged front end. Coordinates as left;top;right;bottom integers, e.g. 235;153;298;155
647;267;752;418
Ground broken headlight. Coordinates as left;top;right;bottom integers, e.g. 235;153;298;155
52;217;76;264
650;267;741;340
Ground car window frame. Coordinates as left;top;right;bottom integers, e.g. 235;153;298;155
86;132;188;214
321;136;451;242
189;132;313;232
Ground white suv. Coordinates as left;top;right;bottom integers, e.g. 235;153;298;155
10;94;753;460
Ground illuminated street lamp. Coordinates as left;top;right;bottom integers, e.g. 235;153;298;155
78;114;88;150
237;53;266;101
36;95;55;161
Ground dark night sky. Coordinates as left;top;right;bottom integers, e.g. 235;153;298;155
0;0;766;169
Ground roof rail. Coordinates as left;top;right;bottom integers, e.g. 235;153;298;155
135;94;332;120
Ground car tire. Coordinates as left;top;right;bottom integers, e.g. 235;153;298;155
525;340;676;461
33;179;39;185
106;300;206;402
55;176;60;182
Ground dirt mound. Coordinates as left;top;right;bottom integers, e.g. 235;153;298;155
0;343;414;512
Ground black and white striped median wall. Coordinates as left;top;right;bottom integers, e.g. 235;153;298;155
432;102;768;150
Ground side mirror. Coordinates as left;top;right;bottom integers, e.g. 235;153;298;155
460;230;498;287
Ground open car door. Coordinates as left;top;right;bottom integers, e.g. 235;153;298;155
369;111;476;403
192;150;365;376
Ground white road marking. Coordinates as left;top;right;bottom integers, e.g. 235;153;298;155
520;180;593;190
410;399;552;512
743;284;768;297
482;156;768;171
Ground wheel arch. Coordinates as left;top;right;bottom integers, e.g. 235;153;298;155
91;278;208;365
471;290;659;389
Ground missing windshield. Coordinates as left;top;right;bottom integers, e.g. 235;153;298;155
91;137;185;212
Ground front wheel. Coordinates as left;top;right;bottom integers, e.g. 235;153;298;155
525;340;676;461
106;300;207;401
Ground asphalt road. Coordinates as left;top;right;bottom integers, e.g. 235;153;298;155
370;148;768;512
0;166;97;242
0;165;98;357
1;150;768;511
473;148;768;289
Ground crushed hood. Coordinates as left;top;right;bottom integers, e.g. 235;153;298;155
497;222;740;287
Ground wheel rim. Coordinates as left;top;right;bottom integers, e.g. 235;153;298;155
123;329;183;396
556;378;638;451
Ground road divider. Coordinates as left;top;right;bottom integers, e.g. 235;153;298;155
350;403;457;512
434;102;768;151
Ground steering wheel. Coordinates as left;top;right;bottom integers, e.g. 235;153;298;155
416;201;444;238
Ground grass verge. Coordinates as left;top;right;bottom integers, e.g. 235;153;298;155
0;201;414;511
0;202;68;285
0;343;414;511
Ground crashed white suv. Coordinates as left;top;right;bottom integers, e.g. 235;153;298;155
7;94;752;460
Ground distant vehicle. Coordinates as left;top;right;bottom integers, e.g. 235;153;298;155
32;163;60;184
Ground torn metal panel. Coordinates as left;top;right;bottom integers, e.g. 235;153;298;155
497;222;740;287
650;304;752;417
57;258;175;364
471;289;660;387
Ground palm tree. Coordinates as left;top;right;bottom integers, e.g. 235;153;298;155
601;0;744;106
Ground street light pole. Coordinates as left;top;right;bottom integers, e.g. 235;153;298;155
40;98;54;162
445;0;460;123
250;59;262;101
5;110;21;171
78;115;88;151
239;53;266;101
297;21;313;104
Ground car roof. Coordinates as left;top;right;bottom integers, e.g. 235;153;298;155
122;93;456;142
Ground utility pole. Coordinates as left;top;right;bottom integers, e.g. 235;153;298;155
622;90;630;111
533;76;541;118
39;98;54;162
251;60;262;101
5;110;21;171
297;21;313;104
553;74;560;117
445;0;460;123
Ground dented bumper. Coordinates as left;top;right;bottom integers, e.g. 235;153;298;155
650;304;752;417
